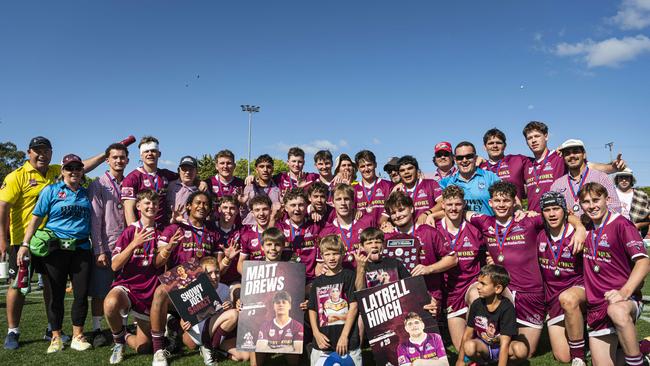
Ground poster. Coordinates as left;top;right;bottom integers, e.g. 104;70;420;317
158;258;223;326
236;261;306;354
357;276;444;366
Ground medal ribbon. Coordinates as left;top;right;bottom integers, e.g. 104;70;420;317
494;219;515;256
337;221;354;251
290;222;305;242
406;179;421;202
591;211;611;261
105;172;122;200
361;179;378;208
137;221;156;263
567;167;590;203
532;150;550;190
191;225;205;252
444;220;465;250
547;224;569;268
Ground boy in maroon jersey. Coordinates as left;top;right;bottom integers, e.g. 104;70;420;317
480;128;528;200
318;184;379;270
149;191;222;365
578;182;649;366
536;191;586;365
215;196;243;287
354;150;393;217
435;185;485;351
276;188;320;281
256;290;304;353
121;136;179;227
396;312;448;366
104;190;172;364
236;195;277;274
241;154;282;225
462;181;586;358
313;150;338;201
307;181;335;227
383;191;457;305
394;155;442;224
274;147;318;198
205;149;245;201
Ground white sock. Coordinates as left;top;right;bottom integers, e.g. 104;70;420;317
8;327;19;335
92;316;102;331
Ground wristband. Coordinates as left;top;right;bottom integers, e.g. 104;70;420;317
21;242;30;248
222;258;231;266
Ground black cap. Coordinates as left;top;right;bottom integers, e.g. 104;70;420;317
178;155;197;168
383;157;400;173
29;136;52;150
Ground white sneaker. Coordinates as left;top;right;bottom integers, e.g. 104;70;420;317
199;345;216;366
70;335;92;351
109;343;125;364
152;349;170;366
571;358;586;366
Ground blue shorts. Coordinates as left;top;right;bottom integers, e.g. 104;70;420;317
480;339;501;360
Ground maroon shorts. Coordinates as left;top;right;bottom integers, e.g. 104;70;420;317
114;285;152;321
445;281;477;318
512;290;545;329
545;286;585;326
587;298;643;337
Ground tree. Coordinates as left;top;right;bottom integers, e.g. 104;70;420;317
196;154;290;180
197;154;216;181
0;141;26;183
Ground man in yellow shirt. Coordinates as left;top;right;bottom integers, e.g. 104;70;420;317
0;136;105;350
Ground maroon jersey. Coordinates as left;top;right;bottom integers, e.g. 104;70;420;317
257;318;304;350
317;214;378;267
309;205;336;228
159;221;221;268
239;223;278;261
273;172;318;197
524;150;566;211
277;219;320;280
396;333;447;365
480;154;528;199
537;226;583;307
111;223;163;307
415;225;453;301
217;224;242;285
353;178;393;217
583;213;648;307
206;175;245;199
436;219;485;302
121;167;179;226
398;179;442;220
470;215;544;292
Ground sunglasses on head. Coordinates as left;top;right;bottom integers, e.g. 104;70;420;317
455;154;476;161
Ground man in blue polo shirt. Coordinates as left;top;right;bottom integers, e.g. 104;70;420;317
439;141;501;215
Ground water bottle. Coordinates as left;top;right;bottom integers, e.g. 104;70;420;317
16;256;29;289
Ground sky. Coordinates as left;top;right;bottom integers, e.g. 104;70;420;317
1;1;649;184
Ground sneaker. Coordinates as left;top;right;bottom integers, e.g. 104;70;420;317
44;328;71;343
109;343;125;364
92;329;109;348
70;335;92;351
571;359;586;366
152;349;170;366
199;345;216;366
3;332;19;350
47;337;64;353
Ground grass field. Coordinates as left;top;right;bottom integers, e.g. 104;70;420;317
0;280;648;366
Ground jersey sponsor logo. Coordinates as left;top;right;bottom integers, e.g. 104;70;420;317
417;191;427;198
285;328;292;337
184;230;192;238
478;181;486;190
29;178;38;187
57;191;67;199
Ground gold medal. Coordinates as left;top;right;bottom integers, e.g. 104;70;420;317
497;254;505;262
554;268;561;277
593;264;600;273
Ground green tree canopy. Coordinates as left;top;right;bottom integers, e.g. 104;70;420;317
1;141;27;183
196;153;289;181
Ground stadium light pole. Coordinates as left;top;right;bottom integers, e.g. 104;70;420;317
241;105;260;176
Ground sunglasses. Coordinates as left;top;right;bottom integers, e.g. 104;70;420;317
63;165;83;171
455;154;476;161
435;151;452;158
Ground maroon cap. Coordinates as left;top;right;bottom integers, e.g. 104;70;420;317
61;154;84;168
434;141;452;154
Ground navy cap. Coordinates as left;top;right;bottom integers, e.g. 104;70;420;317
29;136;52;150
179;155;198;168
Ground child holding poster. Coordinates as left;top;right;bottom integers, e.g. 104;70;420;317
354;227;411;290
456;265;524;366
179;256;249;366
309;234;361;366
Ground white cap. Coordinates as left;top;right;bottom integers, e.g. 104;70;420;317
612;168;634;178
559;139;585;150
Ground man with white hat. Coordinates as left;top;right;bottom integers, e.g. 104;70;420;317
549;139;621;215
613;168;649;235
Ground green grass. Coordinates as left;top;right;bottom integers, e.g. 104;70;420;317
1;281;649;366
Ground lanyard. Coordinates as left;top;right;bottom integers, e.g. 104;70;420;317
289;222;305;242
406;180;421;202
105;172;121;199
567;167;590;202
591;211;611;259
191;225;205;251
491;159;503;176
337;221;354;251
494;219;515;254
137;221;155;261
444;220;465;250
146;172;159;192
547;224;569;267
533;150;550;189
361;179;378;206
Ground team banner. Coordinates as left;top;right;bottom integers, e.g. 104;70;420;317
236;261;306;354
357;276;443;366
158;258;223;326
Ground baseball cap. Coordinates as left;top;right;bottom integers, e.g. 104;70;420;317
383;156;399;173
434;141;452;154
61;154;84;168
28;136;52;150
539;191;567;211
559;139;585;151
178;155;197;168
